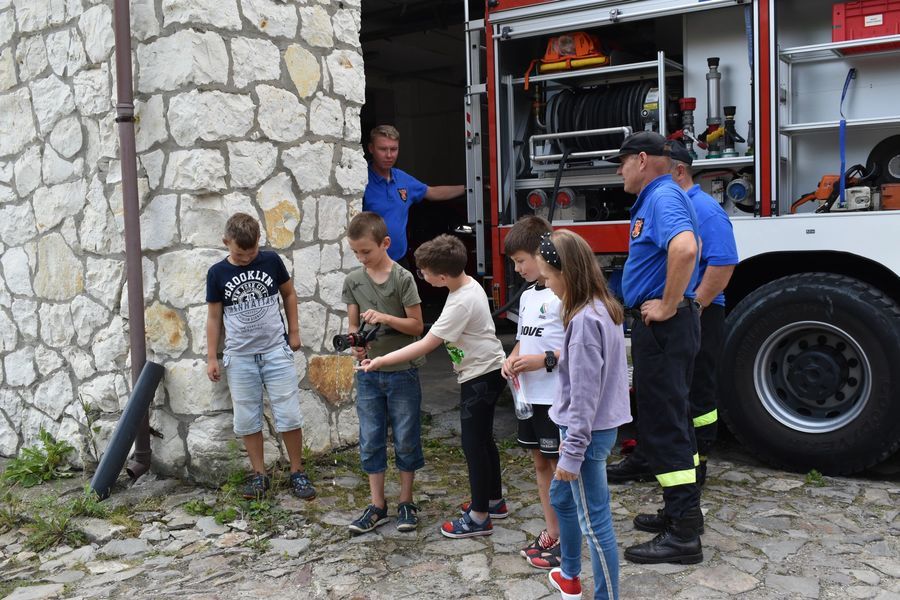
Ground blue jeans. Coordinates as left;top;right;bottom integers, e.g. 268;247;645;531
355;368;425;474
550;427;619;600
224;345;303;435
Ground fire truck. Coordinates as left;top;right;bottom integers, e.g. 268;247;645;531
462;0;900;474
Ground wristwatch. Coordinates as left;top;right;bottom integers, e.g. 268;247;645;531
692;299;703;313
544;351;558;372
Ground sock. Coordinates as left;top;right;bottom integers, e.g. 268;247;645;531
469;512;488;525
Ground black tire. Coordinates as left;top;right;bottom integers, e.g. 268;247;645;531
719;273;900;475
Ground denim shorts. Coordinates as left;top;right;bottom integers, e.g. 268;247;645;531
355;368;425;474
224;345;303;436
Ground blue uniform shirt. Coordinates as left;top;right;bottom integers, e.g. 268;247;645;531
363;165;428;261
622;174;700;308
687;185;739;307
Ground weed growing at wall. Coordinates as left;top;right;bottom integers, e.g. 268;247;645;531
1;430;75;488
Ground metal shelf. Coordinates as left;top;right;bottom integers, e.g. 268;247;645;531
780;34;900;64
692;156;754;169
510;58;683;86
516;156;753;189
780;116;900;135
515;173;621;190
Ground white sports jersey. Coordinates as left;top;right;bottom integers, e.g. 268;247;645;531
516;285;564;405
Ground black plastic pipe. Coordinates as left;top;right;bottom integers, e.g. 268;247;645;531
112;0;152;479
90;361;165;500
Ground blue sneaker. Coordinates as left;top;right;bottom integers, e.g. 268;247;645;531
241;473;271;499
290;471;316;500
396;502;419;532
441;511;493;539
349;503;389;535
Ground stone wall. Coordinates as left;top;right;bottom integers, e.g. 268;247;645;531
0;0;365;484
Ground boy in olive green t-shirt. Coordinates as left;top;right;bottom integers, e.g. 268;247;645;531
341;212;426;535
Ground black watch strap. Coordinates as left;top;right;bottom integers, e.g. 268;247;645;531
544;350;556;372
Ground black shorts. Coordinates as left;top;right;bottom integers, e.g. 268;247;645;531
517;404;561;457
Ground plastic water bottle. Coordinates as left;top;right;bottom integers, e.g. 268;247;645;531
515;398;534;420
510;377;533;420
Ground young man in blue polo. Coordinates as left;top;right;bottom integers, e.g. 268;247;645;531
363;125;465;266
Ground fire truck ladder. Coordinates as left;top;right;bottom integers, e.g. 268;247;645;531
465;9;488;275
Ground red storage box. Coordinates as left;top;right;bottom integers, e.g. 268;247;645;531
833;1;900;53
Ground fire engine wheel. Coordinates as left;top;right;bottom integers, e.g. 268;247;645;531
720;273;900;475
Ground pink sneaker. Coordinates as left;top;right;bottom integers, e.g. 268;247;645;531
548;567;582;600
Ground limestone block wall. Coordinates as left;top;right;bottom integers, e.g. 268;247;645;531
0;0;365;484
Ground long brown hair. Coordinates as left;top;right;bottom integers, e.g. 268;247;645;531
550;229;624;327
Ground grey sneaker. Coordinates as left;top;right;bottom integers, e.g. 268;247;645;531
349;503;389;535
396;502;419;532
290;471;316;500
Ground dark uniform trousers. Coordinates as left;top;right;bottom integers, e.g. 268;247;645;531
691;304;725;457
631;303;701;519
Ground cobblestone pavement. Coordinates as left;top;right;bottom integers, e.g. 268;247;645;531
2;349;900;600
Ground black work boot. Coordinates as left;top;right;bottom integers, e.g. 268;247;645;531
624;508;703;565
606;454;654;483
633;508;705;534
697;460;708;487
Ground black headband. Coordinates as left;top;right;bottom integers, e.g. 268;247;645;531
539;233;562;271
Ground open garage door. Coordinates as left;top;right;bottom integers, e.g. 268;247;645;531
361;1;486;318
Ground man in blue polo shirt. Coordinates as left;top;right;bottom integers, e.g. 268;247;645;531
670;142;738;486
610;142;738;489
364;125;465;264
606;131;704;566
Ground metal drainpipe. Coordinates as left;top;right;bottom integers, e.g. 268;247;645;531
112;0;151;480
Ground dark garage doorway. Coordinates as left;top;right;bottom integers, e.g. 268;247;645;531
360;1;485;320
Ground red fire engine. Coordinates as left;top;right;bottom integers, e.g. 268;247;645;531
463;0;900;474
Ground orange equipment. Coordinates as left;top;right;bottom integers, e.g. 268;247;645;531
789;175;842;214
524;32;609;89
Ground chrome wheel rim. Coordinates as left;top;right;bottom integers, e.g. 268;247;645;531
753;321;871;433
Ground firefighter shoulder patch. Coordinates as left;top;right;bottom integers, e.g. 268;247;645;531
398;188;408;202
631;218;644;239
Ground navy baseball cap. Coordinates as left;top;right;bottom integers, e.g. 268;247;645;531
665;139;693;166
605;131;667;163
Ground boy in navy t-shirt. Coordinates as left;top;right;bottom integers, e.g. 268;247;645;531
206;213;315;500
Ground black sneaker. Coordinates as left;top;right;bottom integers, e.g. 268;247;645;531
241;473;271;499
349;504;389;535
290;471;316;500
396;502;419;532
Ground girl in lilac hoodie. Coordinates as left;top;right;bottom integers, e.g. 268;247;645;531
538;230;632;600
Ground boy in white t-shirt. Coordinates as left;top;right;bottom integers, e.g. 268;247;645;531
359;234;507;539
500;216;565;569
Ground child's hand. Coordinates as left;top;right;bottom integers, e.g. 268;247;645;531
350;345;367;361
356;357;382;372
554;466;578;481
510;354;545;374
501;356;516;379
207;359;220;382
288;331;302;351
360;309;388;325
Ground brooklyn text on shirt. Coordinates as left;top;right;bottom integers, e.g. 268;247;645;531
223;270;275;299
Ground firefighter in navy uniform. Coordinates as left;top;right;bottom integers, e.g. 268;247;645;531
607;141;738;487
607;132;704;565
